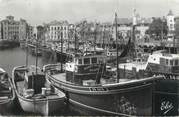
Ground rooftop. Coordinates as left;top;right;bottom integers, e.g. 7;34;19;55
48;20;69;26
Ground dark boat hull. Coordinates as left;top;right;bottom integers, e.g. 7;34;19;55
68;86;152;116
0;40;19;49
153;79;179;116
47;74;162;116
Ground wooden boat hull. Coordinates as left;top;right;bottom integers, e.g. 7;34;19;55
47;74;162;116
17;95;65;115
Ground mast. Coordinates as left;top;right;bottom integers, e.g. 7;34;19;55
26;38;28;67
68;28;70;51
132;9;137;58
61;32;63;72
115;13;119;83
74;27;77;54
35;34;38;74
94;23;97;51
102;25;105;49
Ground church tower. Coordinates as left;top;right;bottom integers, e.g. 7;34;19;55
167;10;175;36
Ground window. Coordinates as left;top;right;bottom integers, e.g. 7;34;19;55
166;59;168;65
175;60;178;66
84;58;90;64
91;57;97;64
78;59;82;64
170;24;173;28
170;60;173;66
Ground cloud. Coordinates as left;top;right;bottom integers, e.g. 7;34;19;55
0;0;178;25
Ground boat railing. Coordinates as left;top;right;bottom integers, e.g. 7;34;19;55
43;64;65;73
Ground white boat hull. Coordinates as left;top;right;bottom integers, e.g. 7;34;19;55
18;95;65;115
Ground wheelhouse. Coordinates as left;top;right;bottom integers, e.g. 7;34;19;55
65;53;106;72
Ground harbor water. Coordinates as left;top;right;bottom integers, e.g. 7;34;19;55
0;47;45;75
0;47;77;116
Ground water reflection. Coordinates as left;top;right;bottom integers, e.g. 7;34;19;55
0;47;52;75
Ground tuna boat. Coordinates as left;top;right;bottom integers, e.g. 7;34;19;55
12;65;65;116
0;68;15;114
43;13;163;116
43;51;164;116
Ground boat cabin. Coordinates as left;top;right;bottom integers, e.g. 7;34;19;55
107;49;121;57
65;53;106;85
147;52;179;74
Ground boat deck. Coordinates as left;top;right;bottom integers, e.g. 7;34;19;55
51;72;134;86
52;73;68;83
16;80;64;99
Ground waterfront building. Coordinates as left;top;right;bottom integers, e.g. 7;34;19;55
0;16;28;41
112;17;151;43
68;24;75;42
19;19;28;41
174;16;179;53
1;16;19;40
97;22;113;46
27;25;34;40
45;20;69;42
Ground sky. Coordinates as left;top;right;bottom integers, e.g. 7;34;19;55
0;0;179;25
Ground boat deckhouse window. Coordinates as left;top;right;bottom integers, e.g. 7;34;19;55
160;58;165;65
91;57;97;64
84;58;90;64
170;60;173;66
166;59;169;65
98;57;104;64
175;59;178;66
78;59;82;64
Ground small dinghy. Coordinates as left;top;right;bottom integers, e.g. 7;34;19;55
12;65;65;116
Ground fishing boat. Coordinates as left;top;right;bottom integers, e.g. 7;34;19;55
0;68;15;114
145;50;179;116
43;13;164;116
43;51;163;116
0;39;20;49
12;65;65;115
145;50;179;77
118;49;179;78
